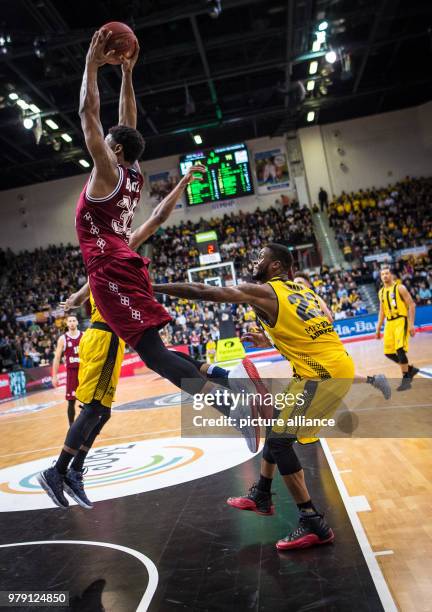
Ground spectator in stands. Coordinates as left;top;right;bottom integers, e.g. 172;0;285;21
318;187;328;212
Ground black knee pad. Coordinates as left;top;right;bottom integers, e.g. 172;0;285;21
396;348;408;364
385;353;399;364
65;404;104;449
262;440;276;464
93;408;111;436
266;436;302;475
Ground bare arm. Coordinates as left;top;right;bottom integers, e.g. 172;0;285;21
129;164;206;250
376;302;385;339
61;283;91;311
119;43;140;128
79;30;118;198
52;335;65;387
398;284;416;335
153;281;275;313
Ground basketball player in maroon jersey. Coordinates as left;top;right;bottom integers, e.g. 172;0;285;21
52;315;83;424
38;29;258;511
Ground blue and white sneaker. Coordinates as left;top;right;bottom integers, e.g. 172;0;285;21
64;467;93;509
37;466;69;509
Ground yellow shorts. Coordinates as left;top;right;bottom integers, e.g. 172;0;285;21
76;327;125;409
383;317;409;354
272;354;355;444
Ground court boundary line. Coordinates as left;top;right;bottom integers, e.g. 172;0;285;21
320;439;397;612
0;540;158;611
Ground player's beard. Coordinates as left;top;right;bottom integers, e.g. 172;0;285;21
252;265;267;282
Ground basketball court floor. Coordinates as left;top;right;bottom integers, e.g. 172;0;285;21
1;334;431;611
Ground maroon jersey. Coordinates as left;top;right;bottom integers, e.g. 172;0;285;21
62;331;83;370
75;164;144;273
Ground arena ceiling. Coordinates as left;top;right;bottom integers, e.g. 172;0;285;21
0;0;431;190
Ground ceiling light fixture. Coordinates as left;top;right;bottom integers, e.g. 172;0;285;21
309;61;318;75
46;119;59;130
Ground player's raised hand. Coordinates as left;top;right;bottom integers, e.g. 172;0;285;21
241;330;271;348
86;29;116;67
182;164;207;184
60;292;82;312
120;40;140;73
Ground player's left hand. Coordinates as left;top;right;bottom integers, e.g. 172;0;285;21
60;293;81;312
120;40;140;73
86;29;116;67
409;326;416;337
182;164;207;184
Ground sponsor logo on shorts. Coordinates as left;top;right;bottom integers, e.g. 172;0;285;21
0;437;252;511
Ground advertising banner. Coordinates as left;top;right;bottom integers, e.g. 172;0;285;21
254;147;290;194
148;169;185;210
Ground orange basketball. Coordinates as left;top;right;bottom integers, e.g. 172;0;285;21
101;21;137;65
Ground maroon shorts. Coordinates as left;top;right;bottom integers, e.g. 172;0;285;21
66;367;79;401
89;259;172;349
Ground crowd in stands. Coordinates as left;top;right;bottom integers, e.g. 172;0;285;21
0;183;431;371
150;202;315;285
0;245;86;372
328;177;432;261
307;266;369;319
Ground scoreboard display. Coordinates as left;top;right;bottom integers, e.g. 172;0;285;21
179;143;254;206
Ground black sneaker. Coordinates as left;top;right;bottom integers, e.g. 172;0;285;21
37;466;69;509
408;365;419;380
64;468;93;509
397;376;412;392
227;483;275;516
276;511;334;550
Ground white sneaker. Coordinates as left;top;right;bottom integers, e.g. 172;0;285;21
229;358;271;418
229;391;260;453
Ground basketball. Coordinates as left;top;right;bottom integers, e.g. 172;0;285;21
101;21;137;65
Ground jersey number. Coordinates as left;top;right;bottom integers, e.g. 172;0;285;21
288;292;323;322
112;195;138;236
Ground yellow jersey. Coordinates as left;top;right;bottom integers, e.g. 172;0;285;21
89;290;106;324
257;277;351;379
378;282;408;320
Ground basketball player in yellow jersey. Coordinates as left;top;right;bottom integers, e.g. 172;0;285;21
154;243;390;550
376;266;418;391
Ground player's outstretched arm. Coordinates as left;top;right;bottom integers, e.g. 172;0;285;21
398;284;416;336
153;281;273;309
128;165;206;249
119;42;140;129
79;30;118;195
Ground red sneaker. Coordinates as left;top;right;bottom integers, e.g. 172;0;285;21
227;483;275;516
276;511;335;550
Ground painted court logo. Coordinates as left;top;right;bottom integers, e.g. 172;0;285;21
0;437;253;512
